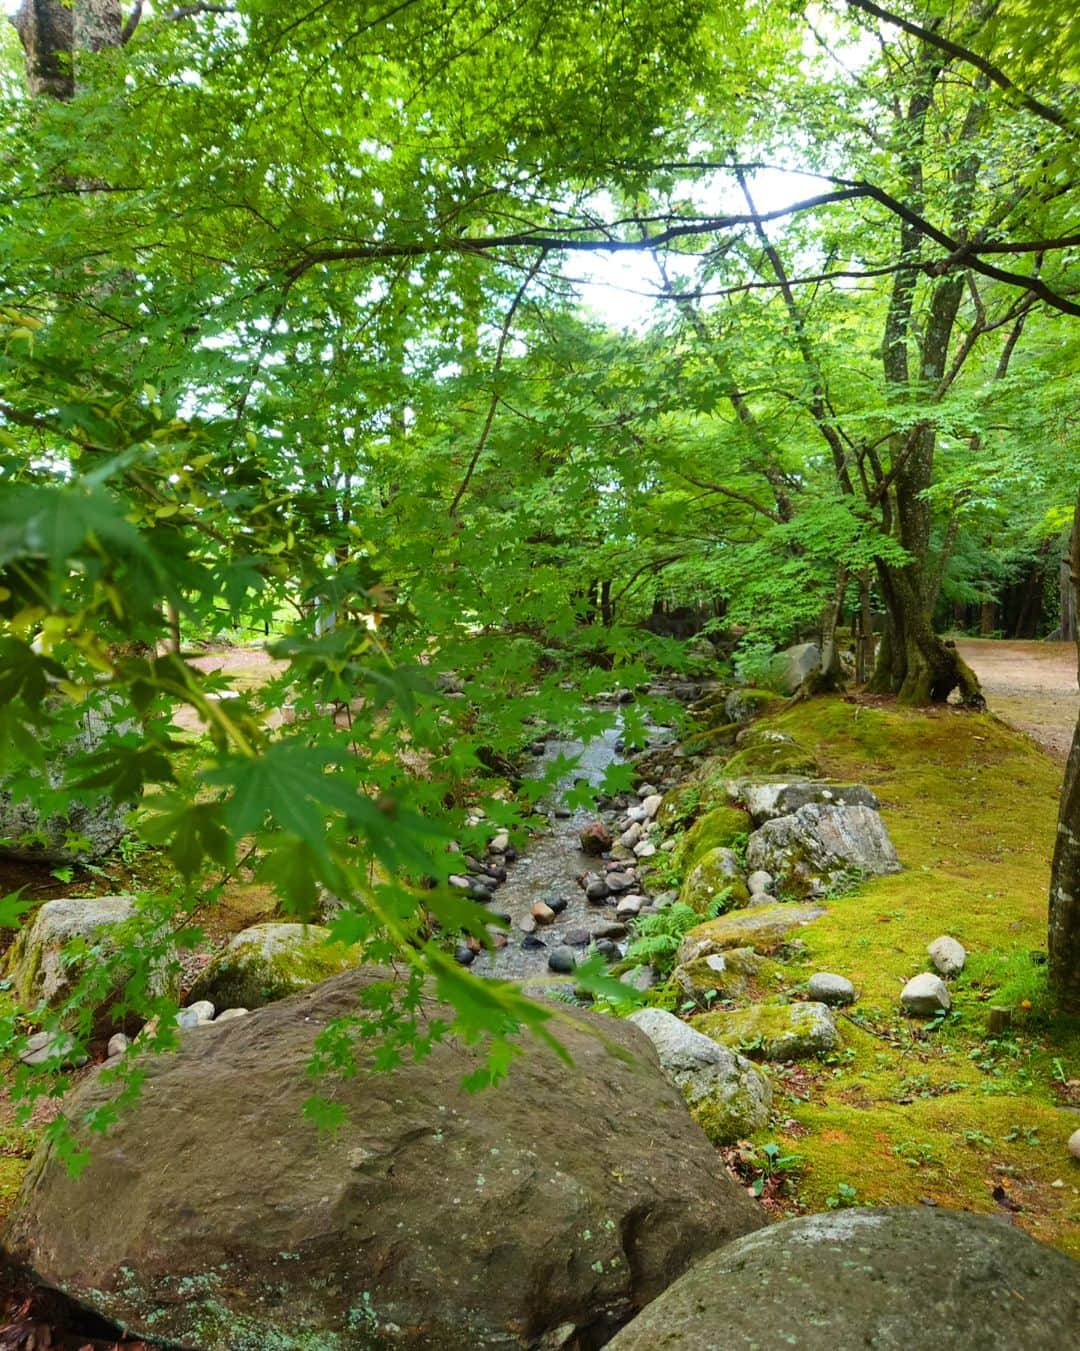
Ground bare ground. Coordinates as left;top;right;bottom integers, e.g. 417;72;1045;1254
954;638;1078;764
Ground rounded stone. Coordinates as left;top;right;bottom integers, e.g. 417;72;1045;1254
1069;1128;1080;1161
806;972;856;1006
928;934;967;977
607;1207;1080;1350
746;869;774;894
901;971;950;1017
548;946;577;974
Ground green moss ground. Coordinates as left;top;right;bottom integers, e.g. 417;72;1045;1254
742;698;1080;1254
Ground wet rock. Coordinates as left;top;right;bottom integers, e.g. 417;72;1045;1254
606;1207;1080;1351
590;922;628;940
547;946;577;974
605;871;634;893
633;841;656;858
928;935;966;977
628;1008;770;1144
531;902;556;925
698;1001;839;1061
521;933;547;951
901;972;951;1017
518;914;538;934
677;904;824;964
454;944;476;966
585;877;611;904
593;939;620;961
615;895;645;919
747;804;900;898
489;831;510;854
806;973;855;1006
547;894;570;915
188;923;363;1011
5;969;764;1351
561;927;591;946
579;821;613;856
553;806;573;820
619;822;643;849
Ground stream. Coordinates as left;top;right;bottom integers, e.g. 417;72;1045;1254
471;703;676;982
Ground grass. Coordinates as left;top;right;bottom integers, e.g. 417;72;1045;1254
740;697;1080;1254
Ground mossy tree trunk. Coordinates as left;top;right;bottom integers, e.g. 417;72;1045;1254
1049;488;1080;1012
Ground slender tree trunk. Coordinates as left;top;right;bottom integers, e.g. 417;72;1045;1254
1049;489;1080;1011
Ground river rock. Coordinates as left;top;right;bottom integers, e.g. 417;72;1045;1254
928;935;966;977
618;822;643;849
531;901;556;925
641;794;663;819
806;972;856;1006
7;895;179;1035
901;972;951;1017
584;877;610;903
4;969;765;1351
548;945;576;973
1070;1128;1080;1161
0;704;133;864
677;903;824;964
615;894;645;919
746;803;900;897
605;871;634;893
606;1207;1080;1350
697;1001;839;1060
590;921;627;940
188;922;363;1011
627;1008;771;1144
579;821;613;855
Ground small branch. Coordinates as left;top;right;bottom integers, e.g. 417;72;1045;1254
448;254;545;518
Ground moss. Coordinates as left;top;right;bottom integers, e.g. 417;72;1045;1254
674;947;775;1002
683;723;741;757
722;741;819;778
674;806;752;874
688;1077;770;1145
696;1001;839;1060
726;688;784;724
191;924;363;1010
679;903;823;959
678;848;751;916
731;696;1080;1258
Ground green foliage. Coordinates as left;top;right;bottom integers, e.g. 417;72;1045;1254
623;903;700;976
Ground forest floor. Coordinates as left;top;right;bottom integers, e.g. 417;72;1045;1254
955;638;1078;763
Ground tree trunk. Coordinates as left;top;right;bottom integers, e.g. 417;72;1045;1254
1049;488;1080;1011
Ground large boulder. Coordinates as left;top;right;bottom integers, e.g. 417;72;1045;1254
606;1207;1080;1349
627;1008;771;1144
6;896;179;1034
739;780;880;826
5;969;764;1351
187;921;363;1010
721;741;819;779
0;704;132;864
767;641;821;695
677;903;824;964
723;688;780;725
746;803;900;897
673;947;765;1002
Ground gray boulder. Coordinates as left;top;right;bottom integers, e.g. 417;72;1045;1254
741;780;880;826
746;803;900;897
928;935;966;977
7;896;179;1034
769;641;821;694
628;1008;771;1144
5;968;764;1351
188;922;363;1011
901;972;951;1017
606;1207;1080;1350
0;704;133;863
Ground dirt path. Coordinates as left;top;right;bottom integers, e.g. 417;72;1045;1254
955;638;1078;764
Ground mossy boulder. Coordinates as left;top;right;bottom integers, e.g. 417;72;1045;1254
673;946;766;1002
746;803;900;898
674;806;752;874
6;896;179;1036
188;922;363;1010
5;968;765;1351
724;688;782;725
733;726;796;750
683;722;741;757
627;1008;771;1144
607;1208;1080;1351
697;1000;839;1060
677;903;825;964
722;740;819;778
678;847;750;916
